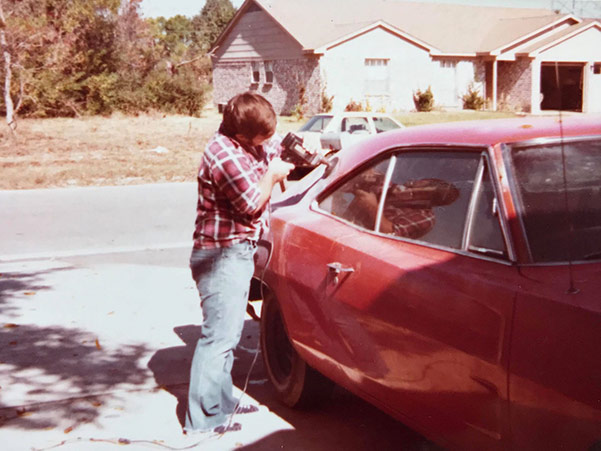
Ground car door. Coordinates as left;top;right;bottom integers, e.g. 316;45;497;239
305;149;518;449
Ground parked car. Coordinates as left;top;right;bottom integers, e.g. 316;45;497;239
251;115;601;450
292;111;403;154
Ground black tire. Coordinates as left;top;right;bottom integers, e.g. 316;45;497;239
260;291;334;408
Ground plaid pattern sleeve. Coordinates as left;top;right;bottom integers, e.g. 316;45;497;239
385;206;436;239
193;133;282;248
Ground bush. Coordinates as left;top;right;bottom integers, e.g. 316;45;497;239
344;99;363;112
462;83;485;110
413;86;434;112
321;90;334;113
291;103;305;121
141;69;209;117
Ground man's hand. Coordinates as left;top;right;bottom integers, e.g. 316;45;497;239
353;189;378;213
268;157;295;183
254;158;295;213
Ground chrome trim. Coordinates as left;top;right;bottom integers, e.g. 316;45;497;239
375;156;396;233
509;134;601;149
462;157;485;251
484;150;517;263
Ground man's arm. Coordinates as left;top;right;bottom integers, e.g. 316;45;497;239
254;157;294;213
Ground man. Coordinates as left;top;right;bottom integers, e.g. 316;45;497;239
185;92;293;434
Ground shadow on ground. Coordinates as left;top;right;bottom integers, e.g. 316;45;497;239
148;319;437;451
0;266;151;430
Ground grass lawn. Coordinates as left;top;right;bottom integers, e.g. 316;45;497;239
0;108;522;190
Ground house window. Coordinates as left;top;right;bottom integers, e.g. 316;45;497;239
264;61;274;84
251;61;260;84
594;63;601;75
365;58;390;95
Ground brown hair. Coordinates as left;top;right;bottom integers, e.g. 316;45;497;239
219;92;276;140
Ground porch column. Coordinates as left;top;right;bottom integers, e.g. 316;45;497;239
531;58;542;114
582;61;593;113
492;59;498;111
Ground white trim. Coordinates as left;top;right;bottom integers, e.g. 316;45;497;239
516;20;601;57
488;15;581;56
312;20;439;54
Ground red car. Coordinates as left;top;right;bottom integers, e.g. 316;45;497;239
250;115;601;450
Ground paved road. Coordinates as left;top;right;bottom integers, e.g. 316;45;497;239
0;183;435;450
0;183;197;260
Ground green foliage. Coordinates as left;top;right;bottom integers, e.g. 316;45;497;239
344;99;363;112
191;0;236;52
291;103;305;121
462;83;485;110
0;0;219;118
141;69;209;117
321;89;334;113
413;86;434;112
150;15;194;57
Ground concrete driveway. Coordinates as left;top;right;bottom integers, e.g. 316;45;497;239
0;184;434;450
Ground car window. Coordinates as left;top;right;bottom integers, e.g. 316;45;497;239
299;115;333;132
466;158;508;259
372;116;400;133
318;150;481;250
508;138;601;263
382;151;480;248
341;117;369;133
318;158;391;230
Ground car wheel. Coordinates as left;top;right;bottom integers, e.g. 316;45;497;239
260;291;333;408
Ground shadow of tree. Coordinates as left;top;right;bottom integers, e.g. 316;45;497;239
0;269;58;317
0;265;152;430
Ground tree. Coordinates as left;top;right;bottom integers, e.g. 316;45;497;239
0;1;16;132
191;0;236;53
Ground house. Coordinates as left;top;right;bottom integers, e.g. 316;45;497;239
209;0;601;115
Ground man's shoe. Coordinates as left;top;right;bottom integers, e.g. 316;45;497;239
213;422;242;434
235;404;259;414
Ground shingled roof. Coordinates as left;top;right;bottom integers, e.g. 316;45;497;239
218;0;577;56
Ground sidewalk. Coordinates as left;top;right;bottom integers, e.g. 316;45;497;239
0;251;291;451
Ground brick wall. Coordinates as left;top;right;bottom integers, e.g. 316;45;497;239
212;58;323;116
497;59;533;112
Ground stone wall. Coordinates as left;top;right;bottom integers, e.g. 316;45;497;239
212;58;323;116
497;59;533;112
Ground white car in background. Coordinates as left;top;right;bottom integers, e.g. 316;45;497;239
296;111;404;155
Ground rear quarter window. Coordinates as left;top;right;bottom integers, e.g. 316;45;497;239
508;138;601;263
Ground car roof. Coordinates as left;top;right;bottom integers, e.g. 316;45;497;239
336;114;601;170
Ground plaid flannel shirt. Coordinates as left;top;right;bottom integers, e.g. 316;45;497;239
385;205;436;239
193;132;281;249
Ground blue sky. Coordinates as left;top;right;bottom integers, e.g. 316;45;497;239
139;0;562;19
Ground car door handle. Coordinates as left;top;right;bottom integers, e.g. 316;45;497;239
327;262;354;274
327;262;354;284
327;262;354;276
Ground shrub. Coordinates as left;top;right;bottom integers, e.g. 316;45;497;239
462;83;485;110
141;69;209;117
413;86;434;112
321;90;334;113
291;103;305;121
344;99;363;112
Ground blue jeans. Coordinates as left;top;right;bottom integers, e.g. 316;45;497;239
185;240;256;432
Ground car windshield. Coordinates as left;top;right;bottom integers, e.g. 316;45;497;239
299;115;333;132
372;116;400;133
508;138;601;263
